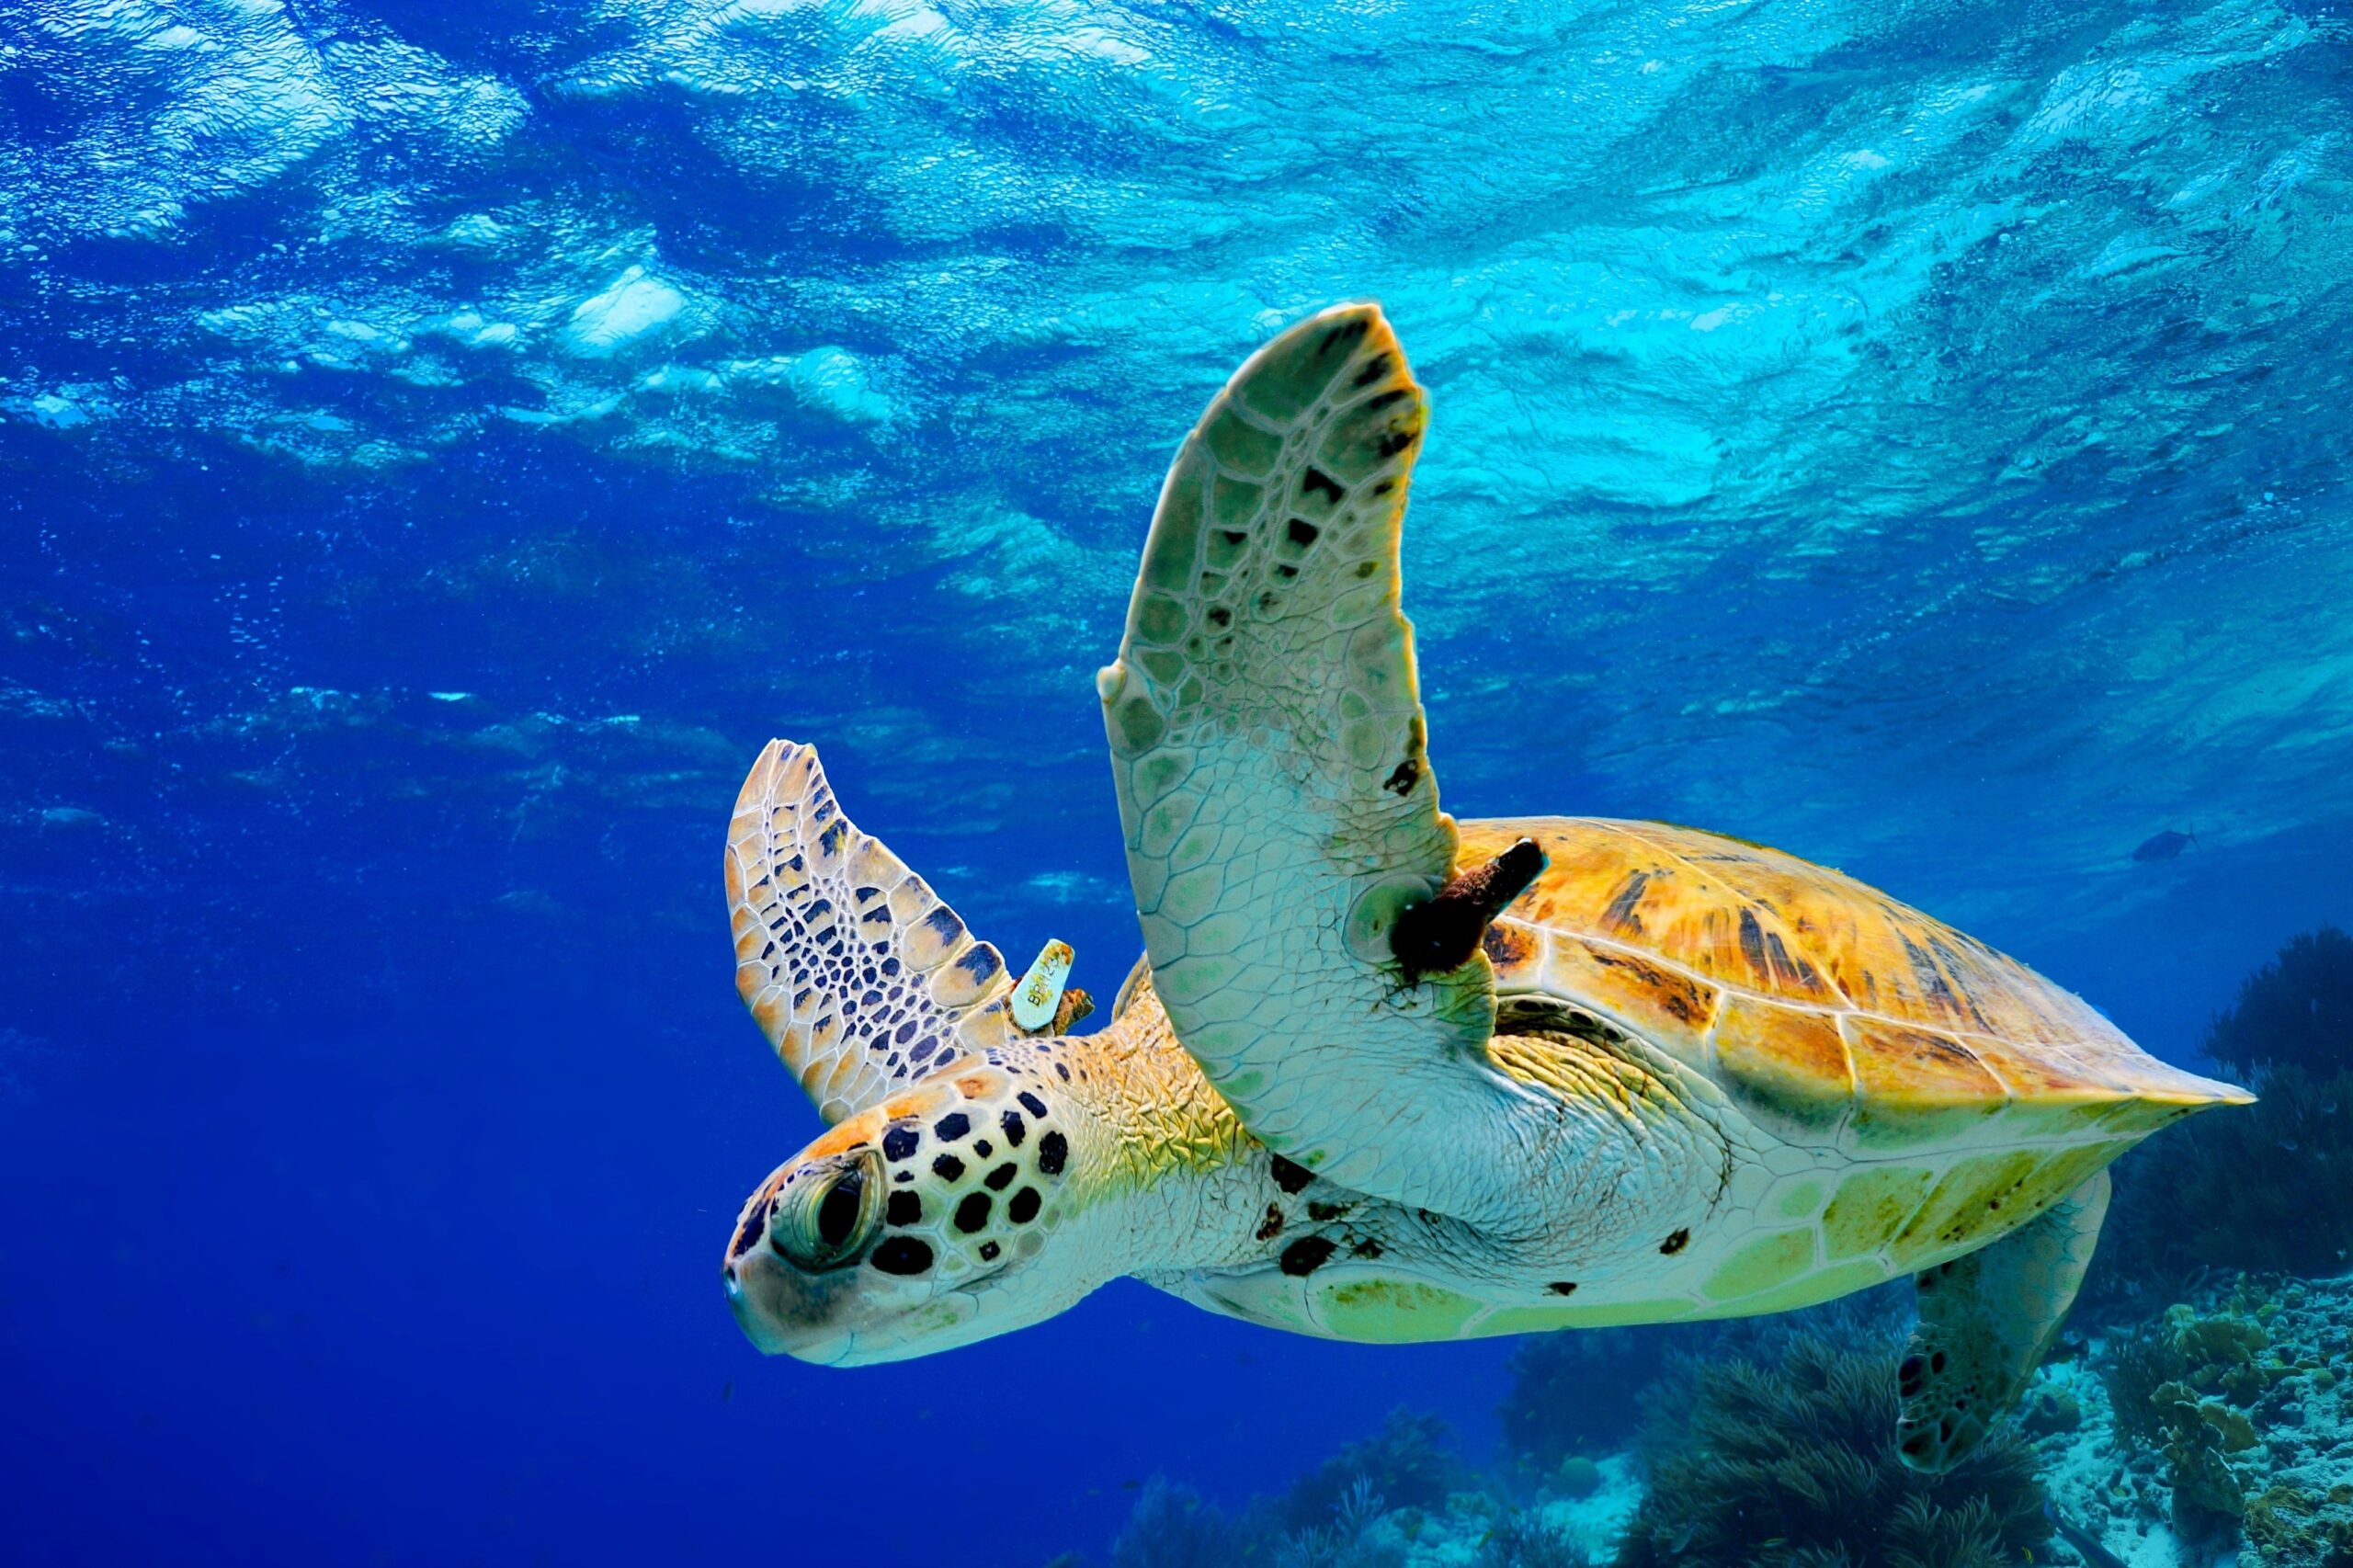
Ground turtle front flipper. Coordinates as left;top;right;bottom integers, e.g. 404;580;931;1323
1896;1166;2111;1472
725;740;1019;1123
1097;303;1543;1221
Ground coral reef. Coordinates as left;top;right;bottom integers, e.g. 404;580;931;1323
1478;1507;1586;1568
1279;1408;1482;1536
2197;926;2353;1079
1612;1328;2050;1568
1108;1477;1251;1568
1498;1322;1727;1475
2042;1275;2353;1568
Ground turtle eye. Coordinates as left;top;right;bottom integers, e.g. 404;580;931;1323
771;1150;882;1272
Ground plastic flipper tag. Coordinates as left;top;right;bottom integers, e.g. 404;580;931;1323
1011;939;1075;1034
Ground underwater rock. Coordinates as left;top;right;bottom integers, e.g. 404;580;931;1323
2245;1484;2353;1568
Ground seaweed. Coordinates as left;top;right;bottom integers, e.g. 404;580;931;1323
1612;1328;2050;1568
2198;926;2353;1078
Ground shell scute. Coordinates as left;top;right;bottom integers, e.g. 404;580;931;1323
1710;995;1855;1142
1459;814;2249;1153
1844;1017;2009;1149
1532;927;1718;1074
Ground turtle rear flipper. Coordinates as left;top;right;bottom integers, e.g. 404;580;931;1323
1098;303;1546;1220
1896;1166;2110;1472
725;740;1019;1123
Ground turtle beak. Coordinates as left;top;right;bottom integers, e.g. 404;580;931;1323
723;1244;858;1365
721;1165;863;1364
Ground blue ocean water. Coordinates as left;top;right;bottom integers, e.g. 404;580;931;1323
2;1;2349;1563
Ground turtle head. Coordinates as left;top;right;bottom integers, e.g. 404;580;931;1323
723;1056;1103;1365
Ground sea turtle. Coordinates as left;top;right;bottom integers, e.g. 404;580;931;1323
721;303;2250;1471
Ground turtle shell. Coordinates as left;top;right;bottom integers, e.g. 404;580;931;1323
1457;817;2250;1157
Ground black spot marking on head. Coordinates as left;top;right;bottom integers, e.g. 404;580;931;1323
881;1124;920;1162
933;1112;971;1142
1546;1280;1578;1297
870;1237;934;1276
973;1138;995;1158
954;1193;991;1233
1382;757;1419;796
999;1110;1027;1148
1275;564;1299;579
1286;517;1319;548
886;1191;922;1227
1930;1350;1948;1373
978;1241;1000;1262
1351;1238;1383;1259
1279;1236;1336;1277
1268;1155;1313;1195
1207;606;1232;629
985;1163;1017;1192
1256;1204;1284;1242
1354;561;1378;579
1660;1228;1690;1256
1007;1187;1041;1224
1306;1200;1349;1222
1351;353;1392;389
1017;1091;1048;1119
1037;1131;1068;1176
932;1153;965;1182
